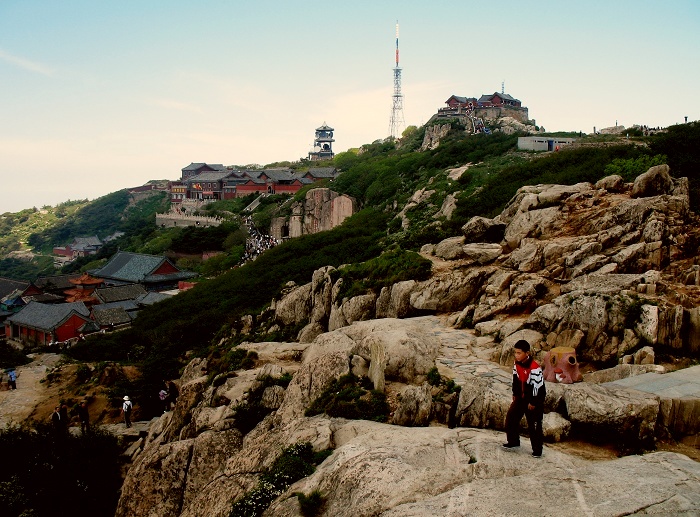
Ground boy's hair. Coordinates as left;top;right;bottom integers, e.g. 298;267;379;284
514;339;531;352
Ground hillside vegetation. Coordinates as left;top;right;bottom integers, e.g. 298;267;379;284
5;121;700;417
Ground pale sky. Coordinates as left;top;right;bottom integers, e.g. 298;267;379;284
1;0;698;214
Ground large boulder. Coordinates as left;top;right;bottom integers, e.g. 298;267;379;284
266;424;700;517
462;243;503;264
375;280;417;318
391;383;433;426
274;282;312;326
164;375;209;442
275;349;351;422
461;216;506;243
595;174;625;192
503;206;562;249
631;164;673;198
434;236;466;260
562;382;660;449
455;376;511;429
347;320;439;385
310;266;335;325
328;293;377;331
410;268;495;312
115;439;194;517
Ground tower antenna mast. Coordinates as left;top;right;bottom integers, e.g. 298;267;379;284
388;21;405;139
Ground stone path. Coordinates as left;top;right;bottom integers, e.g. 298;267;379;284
605;364;700;397
0;353;62;428
407;315;511;387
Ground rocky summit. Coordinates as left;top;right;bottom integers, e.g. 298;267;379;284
115;165;700;517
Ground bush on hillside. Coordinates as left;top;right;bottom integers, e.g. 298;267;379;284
0;423;123;517
649;121;700;208
0;342;31;369
331;248;432;300
453;144;658;221
228;442;329;517
305;374;390;422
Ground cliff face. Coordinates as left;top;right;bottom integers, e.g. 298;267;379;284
270;188;357;240
116;165;700;517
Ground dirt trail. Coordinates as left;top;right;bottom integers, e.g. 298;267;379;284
0;353;62;428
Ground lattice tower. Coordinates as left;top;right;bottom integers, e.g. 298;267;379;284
389;22;405;139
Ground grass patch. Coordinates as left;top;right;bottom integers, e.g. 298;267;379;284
331;248;432;301
305;374;390;422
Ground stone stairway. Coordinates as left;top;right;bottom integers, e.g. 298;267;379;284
407;315;511;388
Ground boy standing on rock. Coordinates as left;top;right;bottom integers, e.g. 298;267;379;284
502;339;546;457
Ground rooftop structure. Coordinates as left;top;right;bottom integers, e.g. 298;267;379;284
308;123;335;161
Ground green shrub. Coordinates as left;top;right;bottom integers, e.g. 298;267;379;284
0;423;122;517
426;367;441;386
0;342;30;369
333;248;432;300
229;442;330;517
75;364;93;384
603;154;667;181
305;374;390;422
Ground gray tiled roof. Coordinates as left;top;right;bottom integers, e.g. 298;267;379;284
145;271;197;283
304;167;337;178
262;169;295;181
182;163;225;172
241;170;265;179
448;95;469;103
187;171;232;182
7;301;90;331
92;252;170;283
95;284;148;303
34;274;81;291
73;236;102;247
22;293;65;304
94;300;139;311
136;292;173;305
0;277;30;299
92;307;132;326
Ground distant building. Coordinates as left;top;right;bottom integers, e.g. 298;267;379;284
181;163;226;181
53;236;103;259
5;301;92;346
518;136;576;152
308;123;335;161
90;251;197;291
436;92;529;124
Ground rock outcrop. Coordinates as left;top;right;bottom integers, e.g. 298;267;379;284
115;166;700;516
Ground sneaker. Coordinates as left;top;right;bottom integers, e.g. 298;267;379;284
532;452;542;458
502;443;519;449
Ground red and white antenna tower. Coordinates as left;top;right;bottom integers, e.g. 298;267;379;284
388;21;405;139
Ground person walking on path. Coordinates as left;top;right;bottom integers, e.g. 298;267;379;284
59;404;69;430
8;369;17;390
51;406;62;433
502;340;546;457
159;389;169;413
78;401;90;434
121;396;133;428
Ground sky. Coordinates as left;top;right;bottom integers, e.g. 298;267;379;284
1;0;698;214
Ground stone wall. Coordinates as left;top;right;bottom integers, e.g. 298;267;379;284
474;106;529;123
156;214;222;228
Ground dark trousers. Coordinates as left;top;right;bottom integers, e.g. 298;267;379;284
124;411;131;428
505;398;543;455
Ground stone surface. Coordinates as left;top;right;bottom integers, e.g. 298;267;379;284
631;164;674;198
